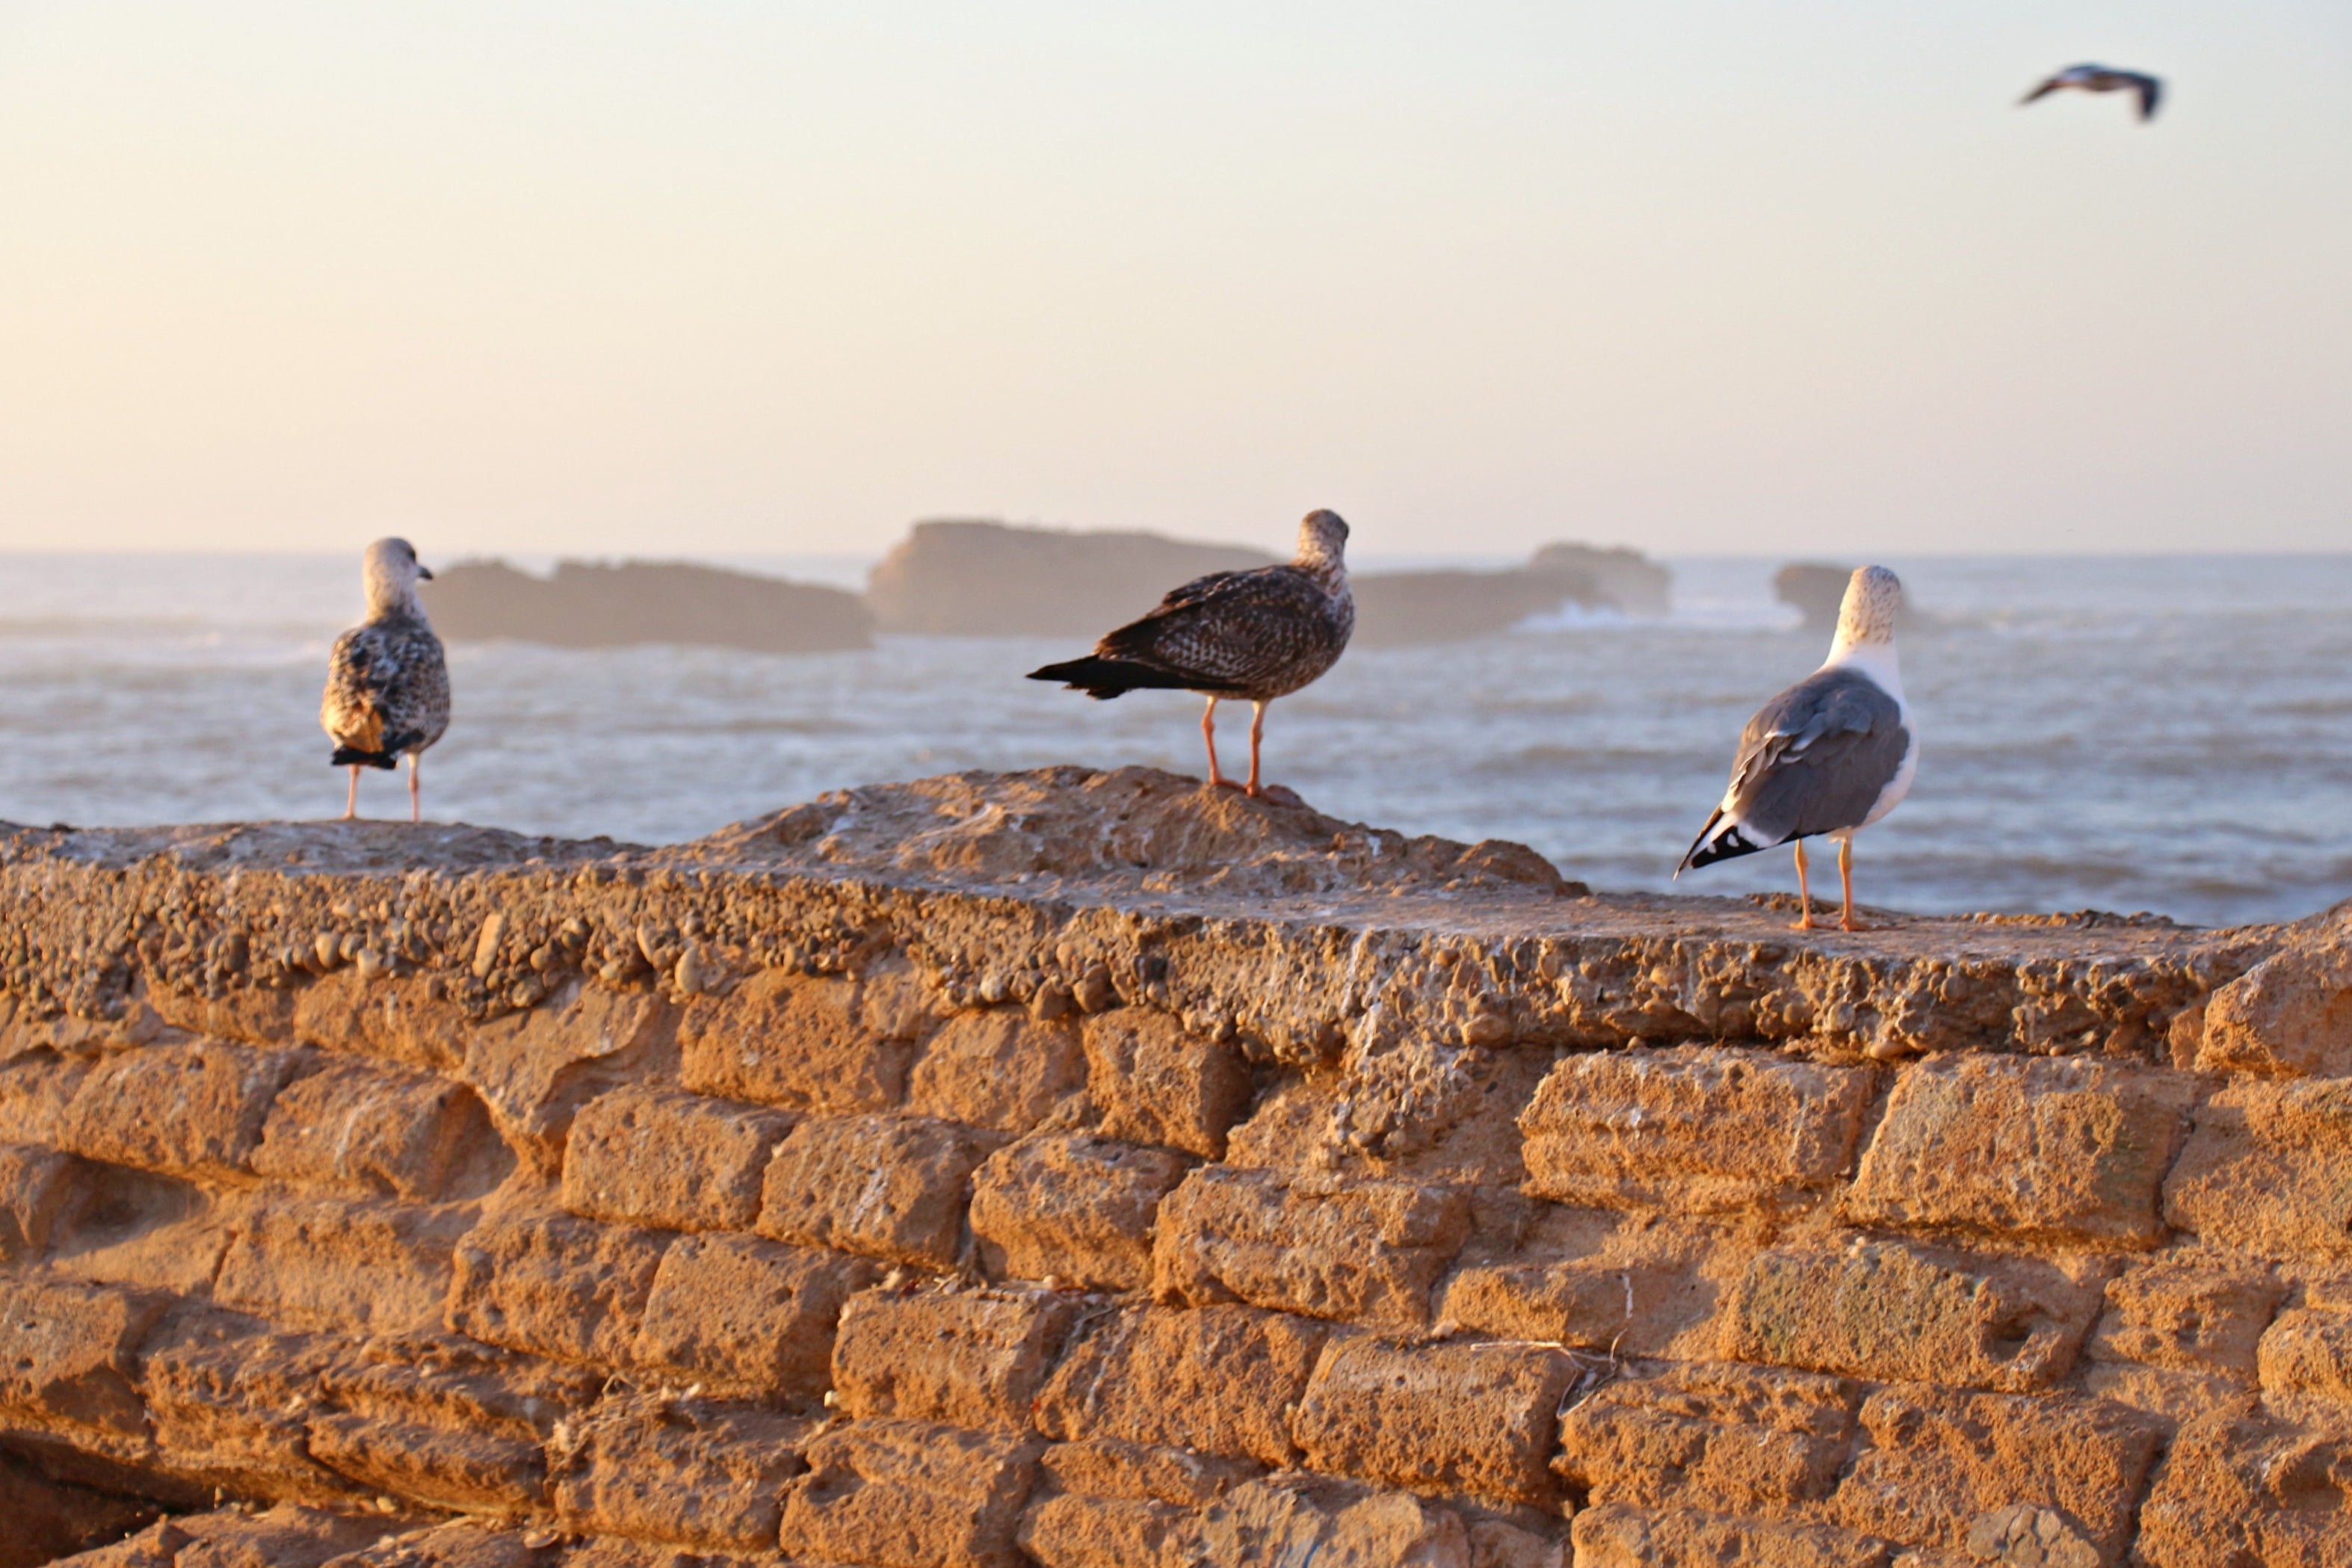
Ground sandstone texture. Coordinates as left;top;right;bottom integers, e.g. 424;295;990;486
0;765;2343;1567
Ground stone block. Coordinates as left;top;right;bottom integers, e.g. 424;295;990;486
756;1113;995;1268
445;1210;670;1365
679;969;908;1114
2195;942;2352;1077
0;1142;79;1261
2257;1302;2352;1403
909;1008;1085;1135
293;969;475;1070
460;981;676;1176
1034;1303;1328;1468
1152;1166;1472;1330
550;1392;809;1550
1438;1259;1679;1354
1831;1385;2164;1561
307;1411;547;1513
2136;1406;2352;1567
0;1276;167;1438
1035;1435;1260;1506
214;1195;469;1335
833;1285;1078;1430
2162;1078;2352;1259
1555;1360;1860;1515
1292;1336;1574;1506
2086;1259;2281;1373
1570;1504;1889;1568
776;1416;1042;1568
0;1052;90;1146
250;1058;500;1201
1518;1046;1871;1213
969;1133;1191;1291
1190;1474;1470;1568
1016;1492;1197;1568
57;1041;310;1177
136;1306;351;1501
561;1085;794;1232
64;1505;395;1568
149;981;300;1046
314;1519;555;1567
1843;1055;2193;1249
1722;1238;2101;1392
632;1231;874;1402
1081;1009;1250;1158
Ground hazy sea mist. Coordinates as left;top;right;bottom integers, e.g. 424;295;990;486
2;552;2345;930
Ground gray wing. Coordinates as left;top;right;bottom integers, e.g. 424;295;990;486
1098;564;1351;697
321;618;450;755
2132;74;2161;119
2019;76;2064;105
1720;667;1907;842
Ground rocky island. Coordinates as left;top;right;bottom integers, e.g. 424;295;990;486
1;767;2345;1567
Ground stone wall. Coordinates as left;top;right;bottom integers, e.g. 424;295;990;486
1;768;2347;1568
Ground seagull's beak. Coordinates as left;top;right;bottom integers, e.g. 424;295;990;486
417;564;434;581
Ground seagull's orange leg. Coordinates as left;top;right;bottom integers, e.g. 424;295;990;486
344;765;360;821
1202;697;1234;789
409;754;422;824
1838;836;1868;932
1245;702;1266;797
1791;840;1816;930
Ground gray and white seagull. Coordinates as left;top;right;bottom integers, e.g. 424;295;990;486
2020;64;2163;121
1677;565;1916;932
320;537;450;823
1027;509;1354;797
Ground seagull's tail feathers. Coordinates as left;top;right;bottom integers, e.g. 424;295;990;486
330;730;423;770
1677;810;1774;875
1025;655;1196;701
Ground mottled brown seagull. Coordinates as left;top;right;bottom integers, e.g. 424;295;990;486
1028;509;1355;797
321;537;450;823
1677;566;1916;932
2020;64;2163;121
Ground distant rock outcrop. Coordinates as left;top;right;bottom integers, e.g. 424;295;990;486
420;559;873;652
866;521;1277;637
867;519;1672;645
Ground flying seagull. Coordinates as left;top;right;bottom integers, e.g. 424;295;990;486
2020;64;2162;121
1677;565;1916;932
321;537;450;823
1027;509;1355;797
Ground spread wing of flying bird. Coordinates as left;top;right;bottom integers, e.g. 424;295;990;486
2020;64;2163;121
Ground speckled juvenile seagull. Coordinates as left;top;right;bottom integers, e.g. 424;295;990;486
321;537;449;823
1677;565;1916;931
1027;509;1355;797
2020;64;2163;121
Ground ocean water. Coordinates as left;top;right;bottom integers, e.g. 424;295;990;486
1;552;2346;930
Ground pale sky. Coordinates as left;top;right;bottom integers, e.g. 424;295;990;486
1;2;2347;560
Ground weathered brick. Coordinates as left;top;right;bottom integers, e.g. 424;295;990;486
1571;1503;1889;1568
57;1041;310;1177
1035;1435;1260;1505
1081;1009;1250;1158
445;1210;670;1365
2086;1259;2281;1374
2194;942;2352;1077
1152;1166;1472;1330
293;968;474;1070
0;1142;78;1260
632;1232;874;1402
1023;1472;1471;1568
1016;1492;1197;1568
1439;1260;1679;1354
307;1413;540;1514
1519;1046;1871;1214
833;1285;1078;1430
969;1133;1191;1291
550;1392;809;1550
1293;1336;1573;1507
0;1052;90;1146
561;1085;794;1232
1555;1360;1860;1516
679;969;908;1114
1034;1303;1328;1468
1844;1055;2193;1249
148;981;299;1048
2256;1300;2352;1403
756;1113;995;1268
2137;1406;2352;1567
2162;1078;2352;1259
0;1276;168;1438
135;1306;351;1501
1721;1238;2102;1392
251;1058;499;1201
776;1416;1041;1568
64;1505;394;1568
909;1009;1085;1135
460;981;676;1175
214;1195;469;1336
1830;1385;2164;1561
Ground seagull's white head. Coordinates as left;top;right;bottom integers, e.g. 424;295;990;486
1834;565;1902;649
1295;509;1350;572
363;537;433;618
